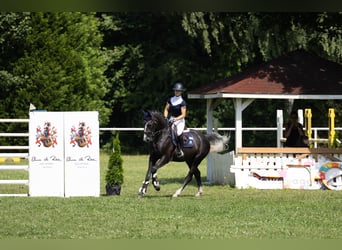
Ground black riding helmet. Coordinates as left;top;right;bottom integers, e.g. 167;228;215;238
172;82;185;91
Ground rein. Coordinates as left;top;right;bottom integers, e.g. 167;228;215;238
150;129;162;138
144;119;169;141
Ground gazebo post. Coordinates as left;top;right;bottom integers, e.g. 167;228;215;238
277;109;284;147
206;99;222;133
206;98;223;183
233;98;254;152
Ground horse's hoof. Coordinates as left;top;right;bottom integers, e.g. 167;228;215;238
153;180;160;191
137;192;144;199
172;194;178;198
195;192;201;197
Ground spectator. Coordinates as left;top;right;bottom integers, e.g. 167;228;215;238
284;111;308;147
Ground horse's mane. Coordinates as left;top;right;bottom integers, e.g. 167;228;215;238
149;111;168;128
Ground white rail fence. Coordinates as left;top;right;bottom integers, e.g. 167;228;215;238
1;118;342;196
0;119;29;196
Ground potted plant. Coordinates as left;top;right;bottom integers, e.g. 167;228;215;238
105;132;124;195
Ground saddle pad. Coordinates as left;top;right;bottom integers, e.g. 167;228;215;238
182;132;194;148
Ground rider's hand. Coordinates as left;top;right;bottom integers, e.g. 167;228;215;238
168;117;175;124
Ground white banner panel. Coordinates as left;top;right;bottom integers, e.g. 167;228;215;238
64;112;100;197
29;112;65;196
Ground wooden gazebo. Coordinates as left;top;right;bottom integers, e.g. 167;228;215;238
188;50;342;185
188;49;342;152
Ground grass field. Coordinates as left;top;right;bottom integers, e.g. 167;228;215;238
1;153;342;239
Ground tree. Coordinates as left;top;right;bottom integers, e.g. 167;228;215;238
0;12;31;71
1;12;110;124
97;12;341;150
101;13;217;126
0;13;30;118
100;13;214;151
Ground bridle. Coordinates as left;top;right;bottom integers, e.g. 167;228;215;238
143;119;164;141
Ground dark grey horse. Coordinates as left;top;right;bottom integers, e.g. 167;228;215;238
138;110;229;198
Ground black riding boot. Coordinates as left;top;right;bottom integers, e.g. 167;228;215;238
176;135;184;158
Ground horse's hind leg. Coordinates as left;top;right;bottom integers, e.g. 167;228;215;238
191;152;208;197
172;157;204;198
172;172;193;198
193;168;203;197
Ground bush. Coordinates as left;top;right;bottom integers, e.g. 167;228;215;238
105;132;124;187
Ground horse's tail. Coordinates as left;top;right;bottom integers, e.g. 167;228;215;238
205;132;230;153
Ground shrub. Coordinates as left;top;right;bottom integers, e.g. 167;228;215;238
105;132;124;187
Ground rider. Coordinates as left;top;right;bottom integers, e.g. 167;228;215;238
164;82;186;158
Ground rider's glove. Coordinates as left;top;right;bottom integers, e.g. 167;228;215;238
168;117;175;124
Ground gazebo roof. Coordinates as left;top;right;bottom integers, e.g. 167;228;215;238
188;49;342;100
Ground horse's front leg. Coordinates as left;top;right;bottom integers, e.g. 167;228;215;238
137;155;156;198
151;155;171;191
152;172;160;191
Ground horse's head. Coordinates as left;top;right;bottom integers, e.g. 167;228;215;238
142;110;167;143
143;119;158;142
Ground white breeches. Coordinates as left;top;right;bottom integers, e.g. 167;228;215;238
172;118;185;136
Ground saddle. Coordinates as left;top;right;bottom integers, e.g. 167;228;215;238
170;126;194;148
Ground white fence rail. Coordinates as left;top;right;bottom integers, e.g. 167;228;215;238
1;118;342;196
0;119;29;196
100;127;342;144
0;165;29;171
